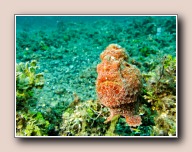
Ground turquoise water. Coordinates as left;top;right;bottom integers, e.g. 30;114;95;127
16;16;176;136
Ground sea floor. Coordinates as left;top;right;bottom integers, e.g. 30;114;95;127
16;16;177;136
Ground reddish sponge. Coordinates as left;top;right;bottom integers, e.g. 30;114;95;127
96;44;142;127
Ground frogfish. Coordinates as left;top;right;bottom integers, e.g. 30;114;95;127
96;44;142;127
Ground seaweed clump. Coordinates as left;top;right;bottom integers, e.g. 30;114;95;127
59;99;123;136
16;60;50;136
58;97;154;136
143;55;176;136
16;60;44;110
16;111;50;136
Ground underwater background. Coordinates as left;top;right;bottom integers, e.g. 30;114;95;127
16;15;176;136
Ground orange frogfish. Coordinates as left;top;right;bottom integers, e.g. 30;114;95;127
96;44;142;127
